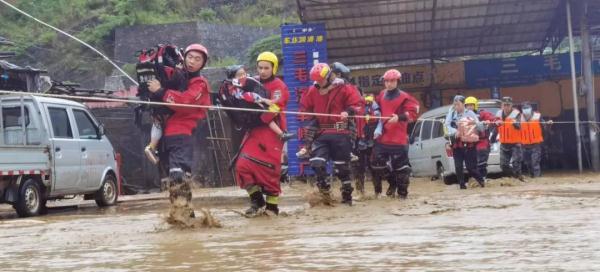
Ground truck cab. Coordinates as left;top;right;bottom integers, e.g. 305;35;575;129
0;94;119;217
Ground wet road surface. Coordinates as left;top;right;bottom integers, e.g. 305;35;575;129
1;174;599;271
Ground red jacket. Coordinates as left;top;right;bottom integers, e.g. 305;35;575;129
476;109;499;150
260;76;290;131
236;105;284;193
162;75;211;136
376;89;419;146
299;80;363;133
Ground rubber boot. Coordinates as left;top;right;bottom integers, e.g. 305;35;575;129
245;191;266;217
168;178;195;222
340;183;354;206
396;175;409;199
169;180;192;204
373;174;383;198
386;175;397;198
316;178;334;206
355;172;365;195
265;195;279;216
265;203;279;216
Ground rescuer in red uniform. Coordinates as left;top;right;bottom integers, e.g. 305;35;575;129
148;43;211;220
371;69;419;199
300;63;364;206
234;51;290;217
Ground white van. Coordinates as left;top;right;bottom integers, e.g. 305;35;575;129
0;94;119;217
408;99;502;184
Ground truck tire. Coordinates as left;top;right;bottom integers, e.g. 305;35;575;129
95;175;118;207
15;178;46;217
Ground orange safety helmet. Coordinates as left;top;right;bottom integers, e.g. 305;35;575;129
310;63;332;82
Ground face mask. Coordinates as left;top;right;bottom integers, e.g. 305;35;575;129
523;108;532;116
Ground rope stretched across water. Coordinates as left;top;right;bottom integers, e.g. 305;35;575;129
1;90;599;125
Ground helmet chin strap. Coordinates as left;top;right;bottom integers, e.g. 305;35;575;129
315;75;332;90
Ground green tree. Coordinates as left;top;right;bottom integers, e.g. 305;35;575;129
246;34;283;71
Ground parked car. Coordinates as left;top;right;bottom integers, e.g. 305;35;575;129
0;94;119;217
408;99;502;184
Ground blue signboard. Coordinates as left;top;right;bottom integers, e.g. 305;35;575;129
465;52;600;88
281;23;328;176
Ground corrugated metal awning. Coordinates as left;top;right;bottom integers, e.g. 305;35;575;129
297;0;597;65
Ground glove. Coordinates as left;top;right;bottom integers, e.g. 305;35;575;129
268;104;281;113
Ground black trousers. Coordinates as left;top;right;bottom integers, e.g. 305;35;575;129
477;148;490;178
164;135;193;181
453;146;484;186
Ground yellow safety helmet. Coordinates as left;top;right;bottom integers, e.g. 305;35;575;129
365;94;374;103
465;96;478;110
257;51;279;75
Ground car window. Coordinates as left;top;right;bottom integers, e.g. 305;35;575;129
2;106;30;128
421;120;433;140
432;118;445;138
411;121;423;141
48;107;73;138
73;109;99;139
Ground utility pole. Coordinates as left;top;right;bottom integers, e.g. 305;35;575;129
580;0;600;171
566;0;583;173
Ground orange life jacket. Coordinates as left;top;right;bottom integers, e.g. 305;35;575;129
521;112;543;145
496;109;522;144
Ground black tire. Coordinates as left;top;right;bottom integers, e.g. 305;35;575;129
438;164;457;185
15;178;46;217
95;175;118;207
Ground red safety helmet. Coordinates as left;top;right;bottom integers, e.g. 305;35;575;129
184;43;208;69
310;63;332;82
382;69;401;81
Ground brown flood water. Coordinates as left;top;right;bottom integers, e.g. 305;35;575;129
1;173;600;271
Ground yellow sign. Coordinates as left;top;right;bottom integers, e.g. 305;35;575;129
283;35;325;45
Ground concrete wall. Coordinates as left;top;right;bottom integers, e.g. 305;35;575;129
114;22;278;69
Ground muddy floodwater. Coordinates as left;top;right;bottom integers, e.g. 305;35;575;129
1;173;600;271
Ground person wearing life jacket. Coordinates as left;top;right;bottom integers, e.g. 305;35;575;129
445;95;486;189
300;63;364;206
148;43;212;221
234;51;290;217
371;69;419;198
494;96;525;181
353;93;381;196
465;96;499;180
520;102;552;178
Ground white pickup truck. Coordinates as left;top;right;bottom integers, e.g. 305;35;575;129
0;94;119;217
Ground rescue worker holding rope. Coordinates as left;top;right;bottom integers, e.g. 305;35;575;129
147;43;211;220
235;52;289;217
520;102;552;178
495;96;526;181
300;63;363;206
372;69;419;198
